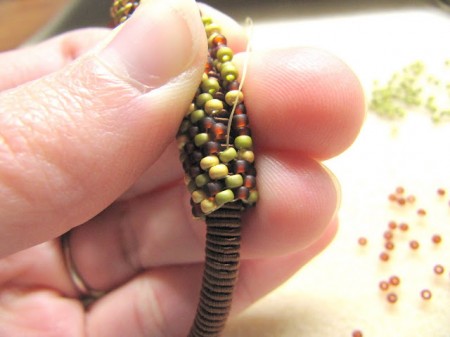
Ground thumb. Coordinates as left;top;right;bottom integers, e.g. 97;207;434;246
0;0;206;257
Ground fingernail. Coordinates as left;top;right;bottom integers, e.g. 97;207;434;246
99;0;204;91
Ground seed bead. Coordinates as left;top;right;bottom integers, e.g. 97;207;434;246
200;156;220;170
196;93;213;107
352;330;363;337
379;252;390;262
432;234;442;244
209;164;229;180
385;241;395;250
216;46;234;63
437;188;446;196
248;190;259;204
234;135;253;150
388;193;397;202
201;77;220;95
357;237;368;246
386;292;398;304
388;221;397;230
421;289;432;300
195;174;210;188
204;99;224;114
219;147;237;163
417;208;427;216
192;190;207;204
190;109;205;123
406;195;416;203
434;264;445;275
194;133;209;147
396;186;405;194
215;189;235;205
409;240;420;250
225;174;244;189
399;223;409;231
225;90;244;106
389;276;400;286
200;198;218;214
384;230;394;241
379;281;389;291
220;62;239;82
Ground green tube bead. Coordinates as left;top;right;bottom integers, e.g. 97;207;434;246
194;133;209;147
215;189;235;205
225;174;243;189
216;46;234;63
209;164;229;180
200;155;220;170
219;147;237;163
196;93;213;107
234;135;253;150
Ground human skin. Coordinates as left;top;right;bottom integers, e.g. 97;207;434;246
0;0;365;336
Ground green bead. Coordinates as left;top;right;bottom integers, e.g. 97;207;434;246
201;199;217;214
190;109;205;123
195;174;210;187
248;190;259;204
219;147;237;163
204;99;224;114
196;93;213;107
201;77;220;95
238;150;255;163
215;189;235;205
216;46;234;63
202;16;213;25
194;133;209;147
209;164;229;180
205;23;221;37
225;90;244;106
234;135;253;149
225;174;243;189
221;62;239;82
192;190;207;204
200;155;220;170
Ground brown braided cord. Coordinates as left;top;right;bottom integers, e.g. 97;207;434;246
188;201;242;337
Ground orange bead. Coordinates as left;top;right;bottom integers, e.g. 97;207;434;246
385;241;395;250
352;330;363;337
409;240;420;250
399;223;409;231
396;186;405;194
384;230;394;240
379;281;389;291
434;264;445;275
421;289;432;300
389;275;400;286
417;208;427;216
358;237;368;246
379;252;390;262
432;234;442;244
437;188;446;196
387;292;398;303
388;221;397;230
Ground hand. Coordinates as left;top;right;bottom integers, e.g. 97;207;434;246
0;0;365;336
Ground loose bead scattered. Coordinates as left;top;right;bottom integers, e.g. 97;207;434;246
352;330;363;337
409;240;420;250
421;289;432;300
379;281;389;291
385;241;395;250
434;264;445;275
437;188;446;196
388;221;397;230
383;230;394;241
357;237;368;246
432;234;442;244
389;276;400;286
417;208;427;216
379;252;390;262
399;223;409;231
386;292;398;303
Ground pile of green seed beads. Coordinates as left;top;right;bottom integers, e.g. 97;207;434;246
177;15;258;218
369;60;450;123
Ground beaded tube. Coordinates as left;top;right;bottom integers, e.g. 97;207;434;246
111;2;258;336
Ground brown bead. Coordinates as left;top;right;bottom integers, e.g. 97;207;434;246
189;151;203;163
386;292;398;303
379;281;389;291
236;186;250;200
421;289;432;300
204;141;220;155
417;208;427;216
437;188;446;196
379;252;390;262
357;237;368;246
200;116;215;132
385;241;395;250
352;330;363;337
227;81;240;91
434;264;444;275
409;240;420;250
383;230;394;241
397;197;406;206
388;193;397;202
389;276;400;286
396;186;405;194
388;221;397;230
234;103;246;115
399;223;409;231
205;182;223;197
432;234;442;244
233;160;249;174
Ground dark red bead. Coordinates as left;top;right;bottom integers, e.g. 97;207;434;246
188;126;199;138
236;186;250;200
244;175;256;189
233;160;249;174
204;141;220;155
200;117;215;132
211;123;227;140
233;127;251;137
234;103;246;115
232;114;248;129
213;91;225;101
227;81;240;91
211;34;227;47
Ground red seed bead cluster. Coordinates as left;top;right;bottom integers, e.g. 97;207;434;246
111;0;140;25
177;15;258;218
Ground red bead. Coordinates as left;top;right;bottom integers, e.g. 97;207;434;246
234;103;246;115
432;234;442;244
212;34;227;47
200;117;215;132
389;275;400;286
387;292;398;303
236;186;250;200
204;141;220;155
244;175;256;189
352;330;363;337
233;160;249;174
232;114;248;129
227;81;240;91
379;281;389;291
211;123;227;141
421;289;432;300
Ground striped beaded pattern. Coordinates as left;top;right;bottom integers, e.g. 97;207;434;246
110;2;257;337
178;15;258;218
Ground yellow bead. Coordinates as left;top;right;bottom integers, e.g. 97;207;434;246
192;190;207;204
209;164;229;180
225;90;244;106
201;199;218;214
204;99;224;114
238;150;255;163
200;156;220;170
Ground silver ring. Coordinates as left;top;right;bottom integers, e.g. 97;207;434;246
61;231;105;300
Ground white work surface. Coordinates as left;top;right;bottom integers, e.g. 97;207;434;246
221;1;450;336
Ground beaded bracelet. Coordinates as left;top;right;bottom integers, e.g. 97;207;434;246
111;2;258;336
